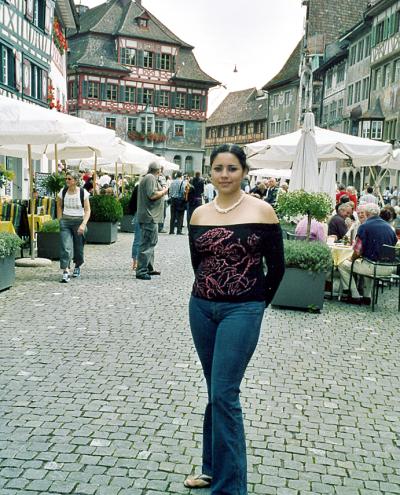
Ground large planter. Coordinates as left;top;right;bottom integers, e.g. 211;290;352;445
272;268;326;310
0;255;15;291
120;214;134;233
86;222;118;244
37;232;60;260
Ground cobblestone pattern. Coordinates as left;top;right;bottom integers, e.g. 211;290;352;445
0;230;399;494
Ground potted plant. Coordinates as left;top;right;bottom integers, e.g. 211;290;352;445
119;194;135;233
276;191;333;241
0;232;23;291
41;172;66;197
86;195;123;244
37;219;60;260
272;239;332;311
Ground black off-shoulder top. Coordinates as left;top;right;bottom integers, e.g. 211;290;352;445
188;223;285;307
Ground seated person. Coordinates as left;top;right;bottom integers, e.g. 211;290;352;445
380;205;397;229
295;216;326;242
338;203;398;305
328;203;353;241
347;204;367;243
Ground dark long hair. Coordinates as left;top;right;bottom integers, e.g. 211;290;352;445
210;144;248;172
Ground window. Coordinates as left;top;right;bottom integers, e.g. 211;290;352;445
159;90;169;107
337;63;345;83
272;94;279;107
174;123;184;137
362;121;370;138
127;117;137;132
0;45;15;88
223;126;229;137
120;47;136;65
173;155;181;166
155;120;164;134
143;88;153;105
176;92;186;109
106;83;117;101
376;21;385;44
356;39;364;63
276;121;281;134
383;63;391;87
329;101;337;121
218;126;223;138
387;119;397;141
326;70;333;89
137;18;148;28
393;59;400;82
143;51;154;68
395;11;400;34
323;105;329;123
284;91;290;106
87;81;99;99
373;68;381;90
105;117;116;130
362;77;370;100
185;156;193;173
349;46;356;66
192;94;201;110
371;120;383;139
239;123;245;134
254;121;264;134
364;35;371;57
160;53;172;70
125;86;135;103
140;115;153;133
354;81;361;103
347;84;353;106
31;64;42;99
68;81;76;99
32;0;46;30
270;122;276;135
337;99;343;117
284;119;290;133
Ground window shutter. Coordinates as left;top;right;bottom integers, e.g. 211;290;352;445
7;49;16;88
171;91;176;108
25;0;33;22
155;53;161;70
82;80;88;98
44;0;52;34
171;55;176;72
100;82;106;100
201;95;206;112
137;50;144;67
119;85;125;102
41;70;48;103
371;26;376;47
15;50;22;91
187;93;193;109
390;13;396;36
383;18;389;39
154;90;160;106
137;87;143;104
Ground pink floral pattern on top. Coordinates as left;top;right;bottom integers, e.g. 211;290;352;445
193;227;261;300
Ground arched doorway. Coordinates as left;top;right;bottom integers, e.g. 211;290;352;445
348;171;354;186
185;156;193;174
354;171;361;192
341;172;347;185
173;155;181;167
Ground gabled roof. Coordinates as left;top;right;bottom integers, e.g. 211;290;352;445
172;48;220;86
68;34;130;73
262;40;302;91
55;0;79;30
362;98;385;119
207;88;268;127
70;0;192;47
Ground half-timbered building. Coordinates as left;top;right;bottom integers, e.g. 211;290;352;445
67;0;218;174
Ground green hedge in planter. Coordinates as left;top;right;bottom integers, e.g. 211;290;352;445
0;232;23;258
118;195;132;215
89;195;123;223
40;219;60;232
284;239;332;272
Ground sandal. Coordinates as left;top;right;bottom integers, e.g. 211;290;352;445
184;474;212;489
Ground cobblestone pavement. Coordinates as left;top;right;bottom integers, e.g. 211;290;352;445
0;229;400;495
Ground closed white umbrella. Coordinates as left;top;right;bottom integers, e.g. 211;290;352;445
289;113;319;192
319;161;337;202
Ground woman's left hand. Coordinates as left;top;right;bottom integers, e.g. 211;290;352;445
78;224;86;235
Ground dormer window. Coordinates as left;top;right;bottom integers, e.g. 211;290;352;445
137;18;148;28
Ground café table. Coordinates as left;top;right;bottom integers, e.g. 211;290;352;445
327;243;354;299
0;220;16;234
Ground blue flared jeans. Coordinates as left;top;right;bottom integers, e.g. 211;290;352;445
189;295;265;495
59;216;86;270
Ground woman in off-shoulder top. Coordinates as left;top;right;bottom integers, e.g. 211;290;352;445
184;144;285;494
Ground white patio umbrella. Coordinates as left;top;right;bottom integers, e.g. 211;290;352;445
157;156;179;173
289;113;319;192
245;123;392;170
248;168;292;179
319;161;337;202
0;96;89;259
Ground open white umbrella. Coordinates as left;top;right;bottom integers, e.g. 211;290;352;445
0;96;90;259
156;156;179;173
248;168;292;179
245;123;392;169
289;113;319;192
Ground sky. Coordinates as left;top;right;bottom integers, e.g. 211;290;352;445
75;0;306;114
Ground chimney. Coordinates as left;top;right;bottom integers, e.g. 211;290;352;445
77;4;89;15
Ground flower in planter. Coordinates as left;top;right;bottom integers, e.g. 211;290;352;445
53;17;68;55
128;130;145;142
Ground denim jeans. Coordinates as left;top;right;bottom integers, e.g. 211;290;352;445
59;216;85;270
131;215;141;260
189;296;265;495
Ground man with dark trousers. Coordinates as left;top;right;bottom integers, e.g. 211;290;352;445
169;171;187;235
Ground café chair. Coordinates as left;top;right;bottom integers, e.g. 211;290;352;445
286;232;307;241
348;244;400;312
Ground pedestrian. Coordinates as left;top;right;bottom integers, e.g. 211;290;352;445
157;166;168;233
135;162;168;280
264;177;279;207
204;179;215;203
359;186;378;205
57;171;91;283
128;181;140;270
185;144;285;493
168;171;187;235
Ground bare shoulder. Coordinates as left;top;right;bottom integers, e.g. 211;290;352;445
190;203;213;225
245;195;279;223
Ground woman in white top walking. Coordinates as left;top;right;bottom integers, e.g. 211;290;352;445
57;171;91;283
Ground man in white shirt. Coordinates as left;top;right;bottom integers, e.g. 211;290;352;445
98;173;111;187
